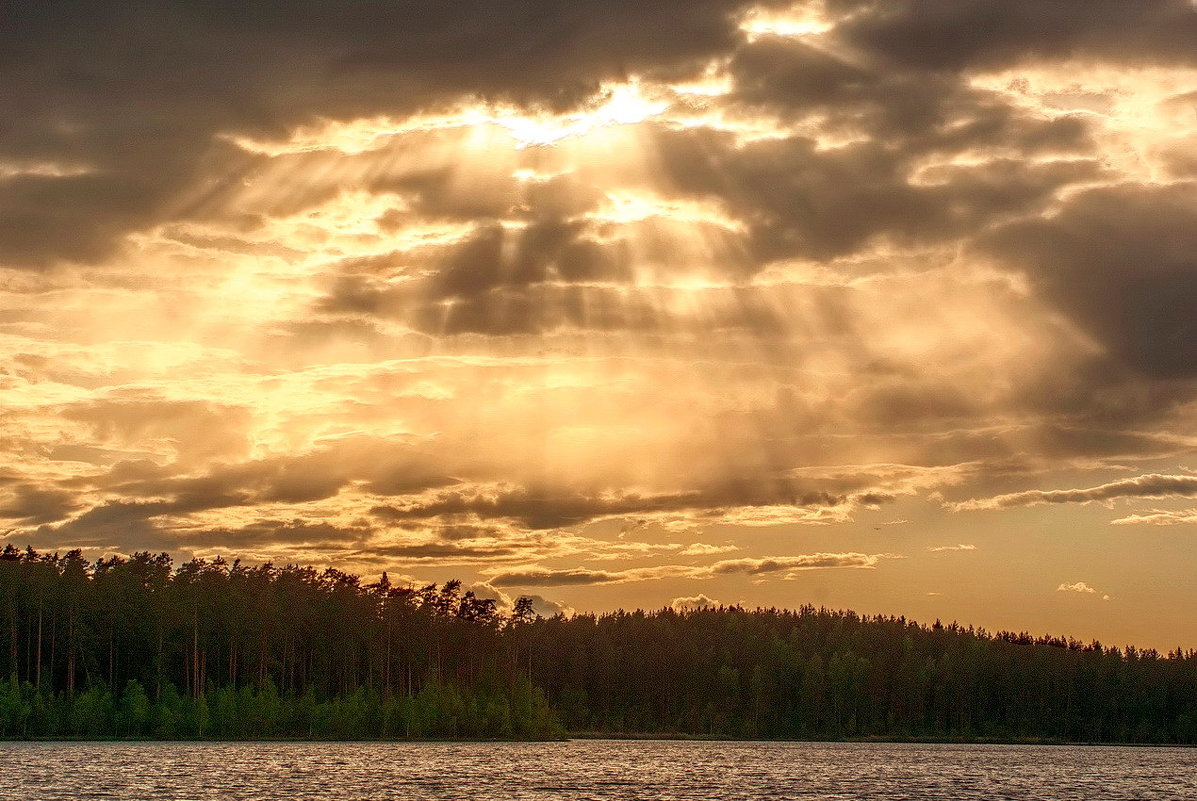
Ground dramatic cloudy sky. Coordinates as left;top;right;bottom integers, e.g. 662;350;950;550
3;0;1196;647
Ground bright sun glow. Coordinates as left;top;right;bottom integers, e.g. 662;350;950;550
739;5;833;40
587;191;746;233
231;80;671;156
481;82;670;148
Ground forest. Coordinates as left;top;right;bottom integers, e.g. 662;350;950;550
2;544;1196;743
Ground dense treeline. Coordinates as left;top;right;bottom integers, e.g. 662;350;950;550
2;545;1196;743
522;607;1197;743
0;546;557;739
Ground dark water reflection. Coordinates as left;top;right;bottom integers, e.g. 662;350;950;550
2;740;1195;800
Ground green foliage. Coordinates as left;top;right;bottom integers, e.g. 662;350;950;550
72;685;114;737
516;606;1197;743
0;679;557;741
117;679;150;736
0;544;560;740
2;544;1195;742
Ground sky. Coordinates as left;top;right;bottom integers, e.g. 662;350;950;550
2;0;1196;649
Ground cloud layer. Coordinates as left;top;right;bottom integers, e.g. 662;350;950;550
1;1;1195;632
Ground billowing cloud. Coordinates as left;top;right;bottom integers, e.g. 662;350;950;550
0;486;82;526
671;593;721;612
2;0;1196;646
468;583;574;618
679;543;739;556
1;0;780;267
832;0;1197;71
978;183;1197;379
1057;581;1111;601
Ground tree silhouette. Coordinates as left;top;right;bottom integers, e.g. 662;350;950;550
0;544;1195;742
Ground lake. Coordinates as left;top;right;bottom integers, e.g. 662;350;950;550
2;740;1195;800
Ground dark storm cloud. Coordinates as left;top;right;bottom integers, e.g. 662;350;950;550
828;0;1197;71
0;485;82;526
979;183;1197;378
6;0;1167;269
988;353;1197;443
430;220;633;300
314;212;776;337
26;501;191;552
651;120;1100;264
13;436;460;546
5;0;1196;566
361;542;523;562
92;436;458;508
371;479;849;531
0;0;775;266
726;36;1094;149
9;506;365;554
183;521;371;550
371;486;707;530
27;459;853;553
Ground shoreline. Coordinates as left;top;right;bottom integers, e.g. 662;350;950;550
570;733;1197;748
2;735;1193;748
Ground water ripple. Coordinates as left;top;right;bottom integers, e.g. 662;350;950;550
1;741;1195;800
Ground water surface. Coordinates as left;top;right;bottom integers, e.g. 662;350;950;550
2;740;1195;800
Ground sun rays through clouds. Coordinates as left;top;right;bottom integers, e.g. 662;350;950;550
2;0;1196;647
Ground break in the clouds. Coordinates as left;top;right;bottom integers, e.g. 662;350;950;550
2;0;1196;645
